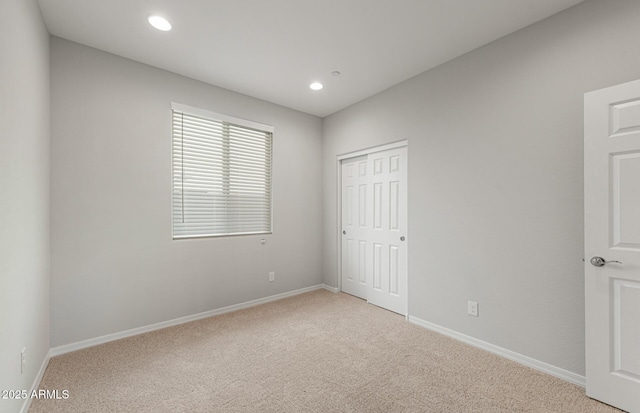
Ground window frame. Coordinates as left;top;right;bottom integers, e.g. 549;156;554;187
171;102;274;240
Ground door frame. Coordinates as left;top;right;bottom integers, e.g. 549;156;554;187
336;140;408;315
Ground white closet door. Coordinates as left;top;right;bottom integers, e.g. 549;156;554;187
340;146;408;315
366;147;407;315
341;156;369;300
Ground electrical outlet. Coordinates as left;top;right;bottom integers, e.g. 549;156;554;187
467;301;479;317
268;271;275;282
21;348;26;374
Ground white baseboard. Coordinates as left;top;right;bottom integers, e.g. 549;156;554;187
407;315;585;388
19;349;51;413
321;284;340;293
51;284;327;357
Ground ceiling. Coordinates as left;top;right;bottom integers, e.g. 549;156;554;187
37;0;584;118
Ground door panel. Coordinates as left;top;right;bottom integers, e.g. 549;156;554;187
373;243;382;291
341;156;368;299
389;245;399;295
612;279;640;379
366;147;407;315
585;80;640;413
611;152;640;249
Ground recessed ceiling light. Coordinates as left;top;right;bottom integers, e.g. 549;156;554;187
148;15;172;31
332;71;341;76
310;82;323;91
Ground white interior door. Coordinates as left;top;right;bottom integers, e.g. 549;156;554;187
340;145;408;316
585;79;640;413
341;155;369;300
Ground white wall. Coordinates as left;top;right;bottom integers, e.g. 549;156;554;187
0;0;50;411
323;0;640;376
50;38;323;347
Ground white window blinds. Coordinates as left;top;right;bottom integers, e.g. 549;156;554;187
172;103;273;238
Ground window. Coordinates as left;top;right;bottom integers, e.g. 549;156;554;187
171;103;273;238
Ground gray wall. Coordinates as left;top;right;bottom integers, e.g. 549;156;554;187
0;0;50;411
50;39;323;347
323;0;640;376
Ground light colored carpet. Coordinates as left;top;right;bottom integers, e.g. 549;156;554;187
31;290;621;412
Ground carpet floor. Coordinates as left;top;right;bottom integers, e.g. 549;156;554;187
30;290;622;412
